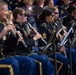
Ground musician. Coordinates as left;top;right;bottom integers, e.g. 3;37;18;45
0;1;19;75
0;1;37;75
50;6;76;74
38;8;69;75
60;0;73;17
65;8;76;73
0;2;20;75
53;6;76;73
62;5;75;28
51;7;67;42
49;6;76;73
13;8;55;75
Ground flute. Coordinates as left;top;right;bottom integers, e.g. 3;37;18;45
5;17;27;48
26;22;47;44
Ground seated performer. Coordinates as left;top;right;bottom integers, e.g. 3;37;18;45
12;7;55;75
38;8;69;75
0;1;36;75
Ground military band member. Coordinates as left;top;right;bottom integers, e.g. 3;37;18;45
0;20;20;75
65;8;76;73
60;0;74;17
38;8;69;75
13;8;55;75
51;6;76;74
50;7;67;41
0;1;37;75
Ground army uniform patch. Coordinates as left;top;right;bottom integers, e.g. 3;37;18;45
42;33;46;38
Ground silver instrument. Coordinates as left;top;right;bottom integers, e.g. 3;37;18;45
5;17;27;48
26;22;47;44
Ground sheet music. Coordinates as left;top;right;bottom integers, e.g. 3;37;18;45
60;27;73;46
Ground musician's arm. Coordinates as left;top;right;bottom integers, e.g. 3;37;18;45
38;25;48;46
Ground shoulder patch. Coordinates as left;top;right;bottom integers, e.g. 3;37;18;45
42;33;46;38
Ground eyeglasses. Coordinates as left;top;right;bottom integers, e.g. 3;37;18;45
51;15;54;17
54;12;59;14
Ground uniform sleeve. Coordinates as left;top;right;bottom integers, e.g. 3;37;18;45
0;23;4;44
26;39;35;47
3;33;19;53
15;23;36;48
38;25;48;46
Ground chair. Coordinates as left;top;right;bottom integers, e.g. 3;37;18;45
0;64;14;75
35;60;42;75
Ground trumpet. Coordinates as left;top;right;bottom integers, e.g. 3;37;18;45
5;17;27;48
26;22;47;44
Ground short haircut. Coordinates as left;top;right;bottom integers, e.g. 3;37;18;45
13;8;24;20
0;0;7;9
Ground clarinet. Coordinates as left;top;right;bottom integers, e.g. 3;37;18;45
26;22;47;44
5;17;27;48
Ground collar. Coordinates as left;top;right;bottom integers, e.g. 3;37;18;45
14;21;23;28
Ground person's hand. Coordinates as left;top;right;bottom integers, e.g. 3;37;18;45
59;46;65;52
0;25;15;39
17;31;23;42
16;31;23;45
33;32;41;41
